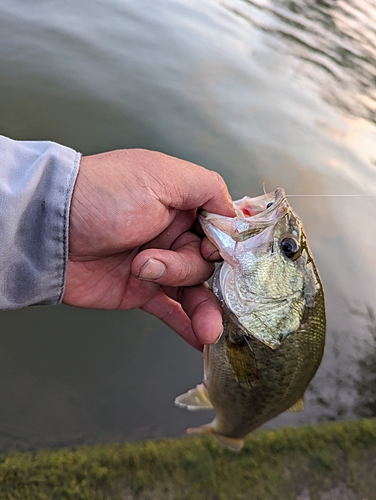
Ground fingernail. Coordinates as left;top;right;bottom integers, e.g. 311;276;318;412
214;325;224;344
208;249;221;260
138;258;166;281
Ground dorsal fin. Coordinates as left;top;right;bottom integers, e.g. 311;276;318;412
174;384;213;410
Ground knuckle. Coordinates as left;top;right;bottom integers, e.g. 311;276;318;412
211;171;227;191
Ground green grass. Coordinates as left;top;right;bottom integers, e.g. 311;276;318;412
0;419;376;499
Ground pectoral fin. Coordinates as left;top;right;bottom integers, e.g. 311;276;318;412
225;334;259;388
285;397;305;412
174;383;213;411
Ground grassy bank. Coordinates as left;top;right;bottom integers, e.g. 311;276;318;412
0;419;375;499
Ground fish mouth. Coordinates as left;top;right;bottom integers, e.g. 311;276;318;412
199;188;289;242
233;187;286;218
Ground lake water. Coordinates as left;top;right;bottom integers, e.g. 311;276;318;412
0;0;376;451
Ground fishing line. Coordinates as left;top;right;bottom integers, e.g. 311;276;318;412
286;194;376;197
262;182;272;203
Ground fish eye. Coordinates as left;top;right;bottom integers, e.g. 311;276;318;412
280;237;300;260
266;202;273;209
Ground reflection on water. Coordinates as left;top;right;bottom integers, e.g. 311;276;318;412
0;0;375;450
355;308;376;418
309;330;357;421
226;0;376;120
309;306;376;422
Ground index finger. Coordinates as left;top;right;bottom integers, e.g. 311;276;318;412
171;162;235;216
142;151;236;216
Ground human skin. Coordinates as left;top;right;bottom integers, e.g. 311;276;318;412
63;149;235;350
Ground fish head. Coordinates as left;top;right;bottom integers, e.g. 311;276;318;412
199;188;322;349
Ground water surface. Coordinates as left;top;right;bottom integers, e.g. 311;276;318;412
0;0;376;450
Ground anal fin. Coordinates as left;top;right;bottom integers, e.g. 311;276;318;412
174;383;213;411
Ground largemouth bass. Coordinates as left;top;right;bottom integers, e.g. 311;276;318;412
175;188;326;451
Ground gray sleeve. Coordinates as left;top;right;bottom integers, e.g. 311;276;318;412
0;135;81;309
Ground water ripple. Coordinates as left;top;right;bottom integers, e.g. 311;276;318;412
223;0;376;120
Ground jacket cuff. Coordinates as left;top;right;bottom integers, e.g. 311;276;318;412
0;135;80;309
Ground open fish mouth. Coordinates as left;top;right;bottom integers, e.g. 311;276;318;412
233;187;286;218
199;187;289;242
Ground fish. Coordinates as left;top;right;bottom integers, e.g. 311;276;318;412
175;187;326;451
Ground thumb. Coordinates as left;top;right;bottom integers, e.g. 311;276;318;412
131;233;215;287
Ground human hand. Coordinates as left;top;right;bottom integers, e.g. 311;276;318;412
63;149;235;350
